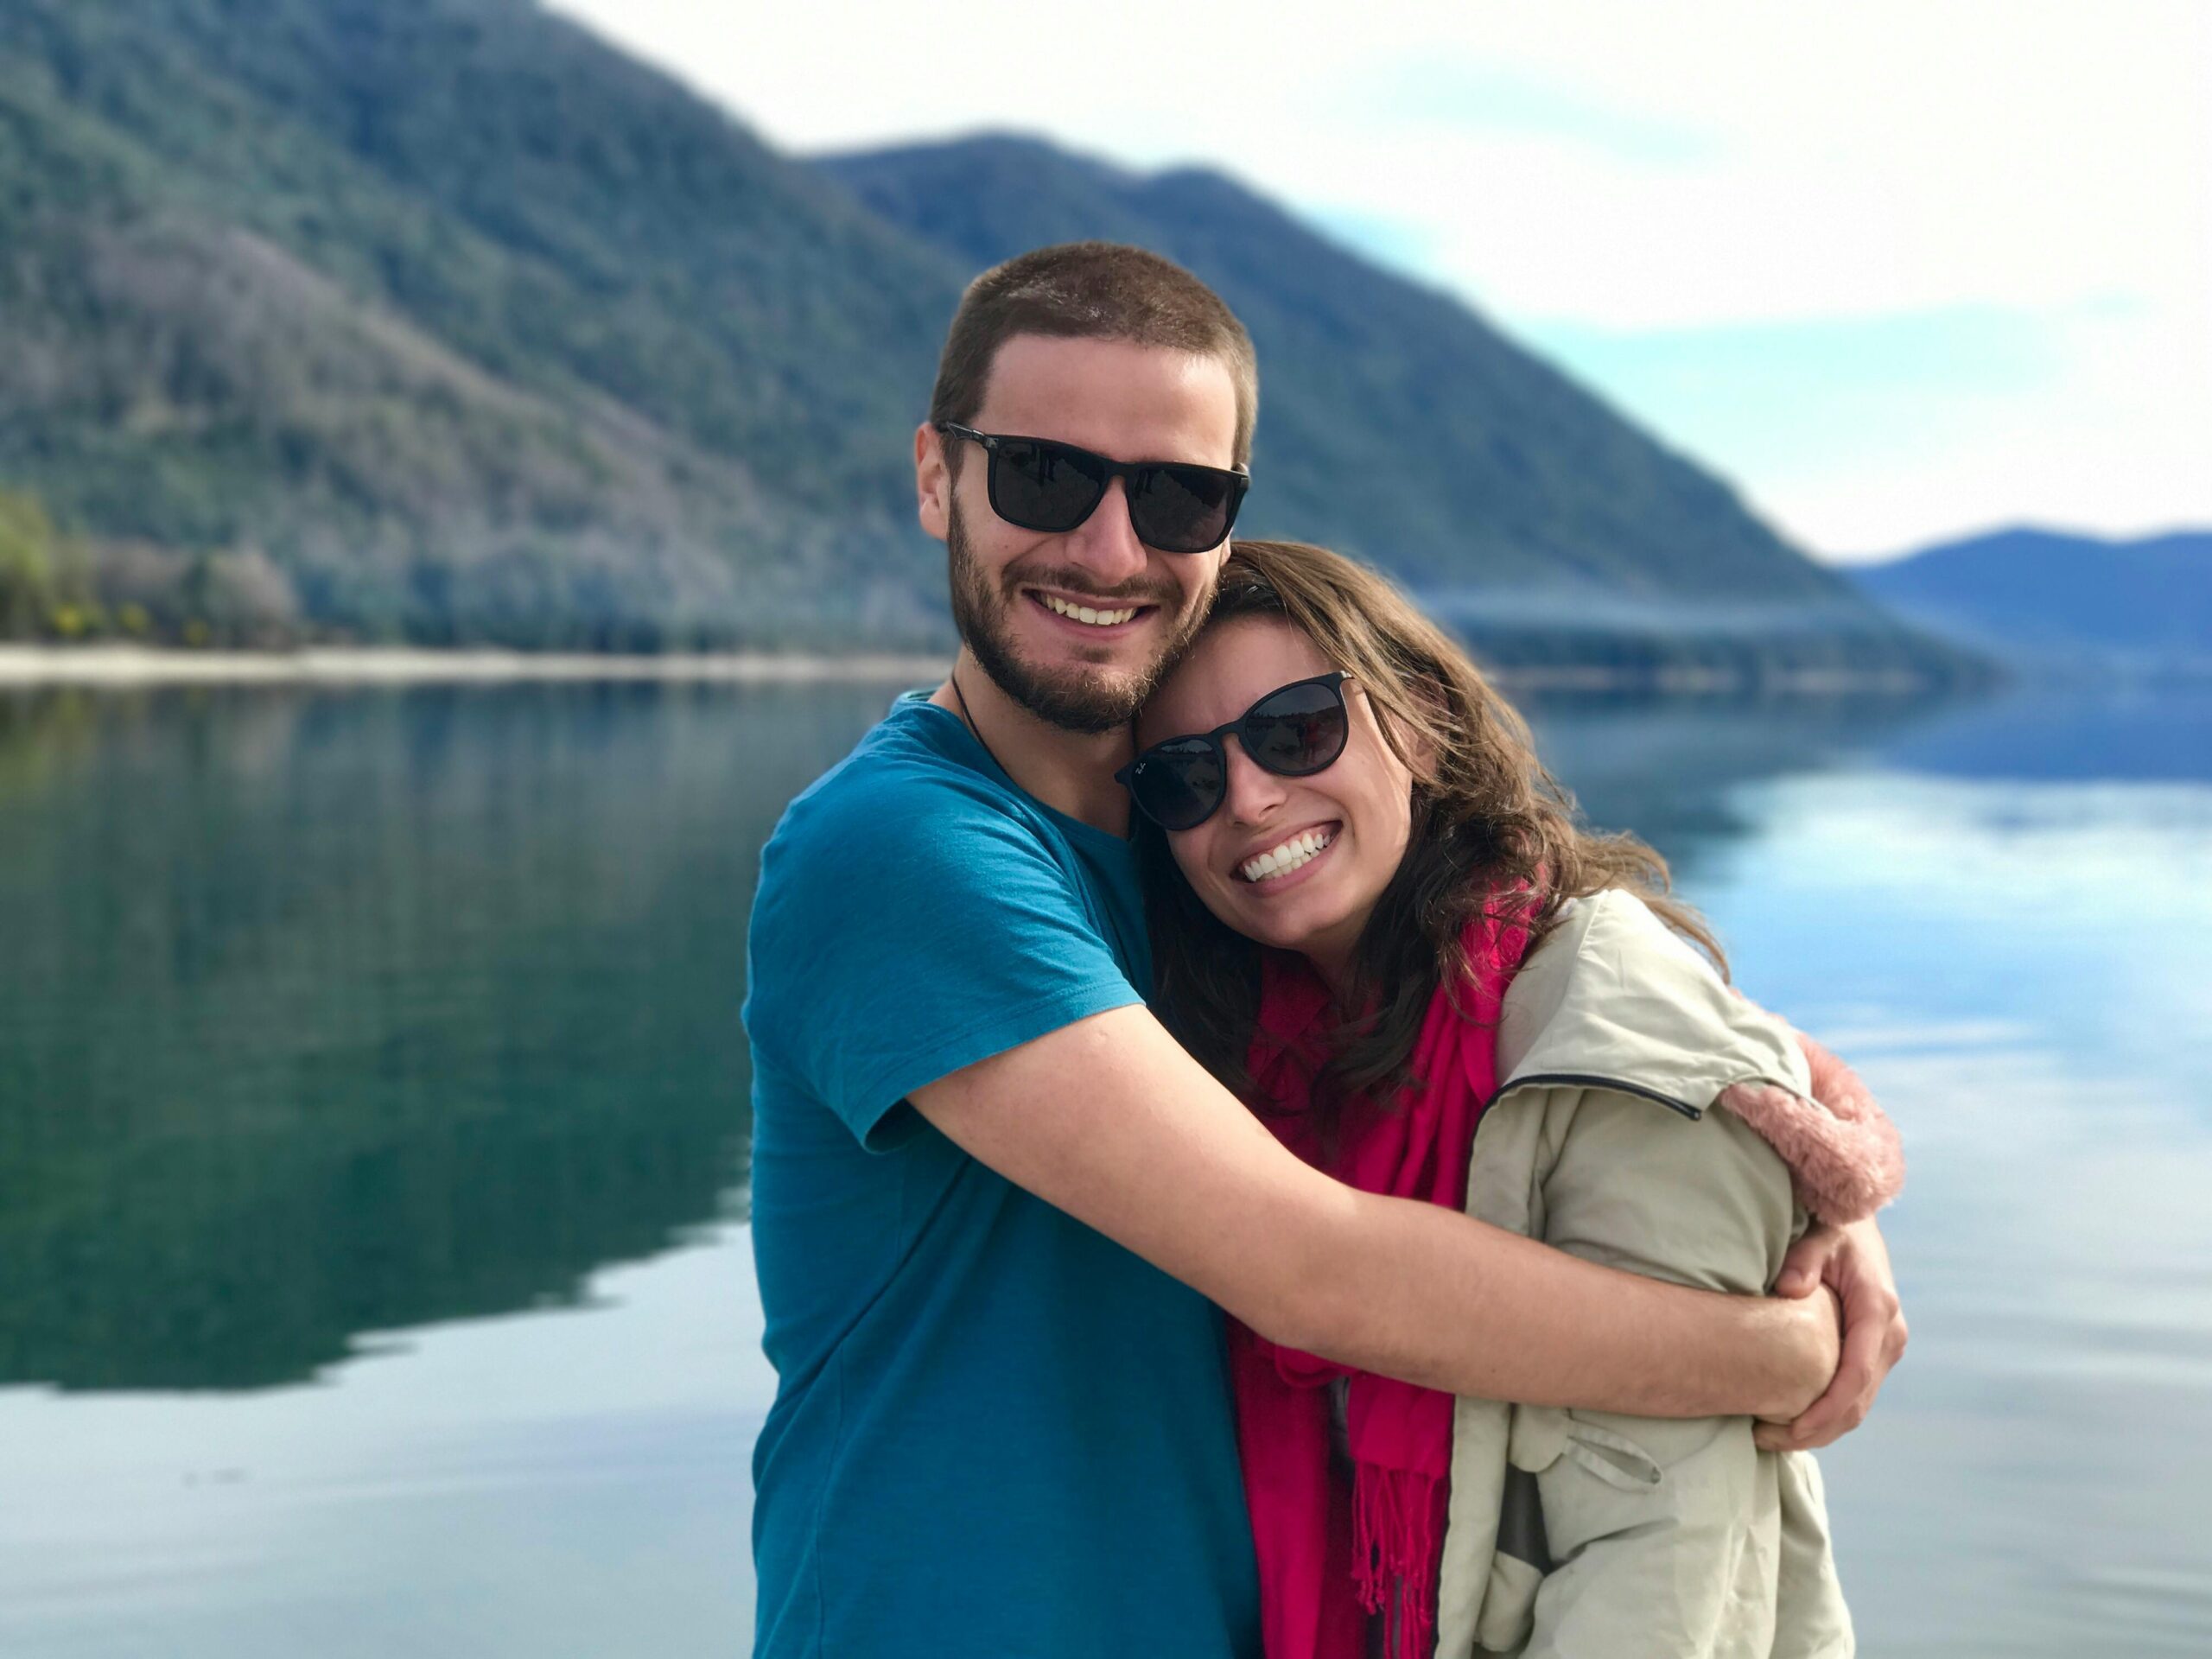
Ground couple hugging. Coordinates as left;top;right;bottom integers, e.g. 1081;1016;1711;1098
743;242;1908;1659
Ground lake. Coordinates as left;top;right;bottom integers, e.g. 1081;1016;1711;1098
3;675;2209;1657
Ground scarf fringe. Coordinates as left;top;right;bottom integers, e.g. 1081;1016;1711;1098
1353;1468;1440;1659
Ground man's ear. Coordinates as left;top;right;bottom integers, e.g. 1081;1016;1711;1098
915;422;951;541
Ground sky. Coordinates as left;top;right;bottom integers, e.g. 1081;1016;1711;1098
550;0;2212;562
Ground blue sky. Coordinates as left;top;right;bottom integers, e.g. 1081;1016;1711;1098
556;0;2211;561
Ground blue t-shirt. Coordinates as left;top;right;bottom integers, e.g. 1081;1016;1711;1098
742;694;1260;1659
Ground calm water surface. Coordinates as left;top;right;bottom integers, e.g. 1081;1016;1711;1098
3;678;2208;1657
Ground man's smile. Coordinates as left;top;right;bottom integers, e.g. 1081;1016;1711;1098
1019;583;1162;639
1039;593;1141;627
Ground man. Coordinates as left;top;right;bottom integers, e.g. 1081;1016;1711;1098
742;243;1904;1658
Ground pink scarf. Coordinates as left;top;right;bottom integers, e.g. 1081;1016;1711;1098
1230;910;1531;1659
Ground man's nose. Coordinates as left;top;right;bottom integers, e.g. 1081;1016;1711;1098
1221;740;1287;825
1060;476;1150;586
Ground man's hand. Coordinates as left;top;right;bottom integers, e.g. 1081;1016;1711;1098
1756;1216;1908;1451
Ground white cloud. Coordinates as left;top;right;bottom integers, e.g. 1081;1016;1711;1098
547;0;2212;554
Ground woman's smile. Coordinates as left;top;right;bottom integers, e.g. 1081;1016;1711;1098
1232;821;1339;887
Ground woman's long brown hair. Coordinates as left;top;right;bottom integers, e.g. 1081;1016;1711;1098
1141;538;1726;1128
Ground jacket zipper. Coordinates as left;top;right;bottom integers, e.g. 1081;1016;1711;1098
1479;1071;1703;1123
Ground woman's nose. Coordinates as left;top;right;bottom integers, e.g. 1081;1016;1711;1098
1220;740;1287;824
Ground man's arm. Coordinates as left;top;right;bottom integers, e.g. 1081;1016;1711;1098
911;1003;1840;1420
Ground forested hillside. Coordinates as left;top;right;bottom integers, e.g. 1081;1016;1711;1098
0;0;1974;680
1;0;962;647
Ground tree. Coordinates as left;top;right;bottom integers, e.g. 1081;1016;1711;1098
183;548;303;646
0;490;57;638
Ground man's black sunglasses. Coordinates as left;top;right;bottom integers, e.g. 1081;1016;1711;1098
1117;672;1352;831
935;423;1250;555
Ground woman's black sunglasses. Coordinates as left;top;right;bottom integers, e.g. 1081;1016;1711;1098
935;422;1250;555
1117;672;1351;831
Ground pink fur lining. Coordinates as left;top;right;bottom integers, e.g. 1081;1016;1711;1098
1716;1030;1905;1224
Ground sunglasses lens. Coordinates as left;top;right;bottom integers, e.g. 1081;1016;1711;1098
1130;464;1239;553
1243;680;1349;775
1129;738;1224;831
992;439;1107;532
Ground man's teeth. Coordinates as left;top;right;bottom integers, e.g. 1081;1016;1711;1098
1041;594;1139;627
1239;830;1335;884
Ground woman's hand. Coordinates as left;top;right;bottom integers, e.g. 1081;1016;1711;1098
1757;1217;1909;1451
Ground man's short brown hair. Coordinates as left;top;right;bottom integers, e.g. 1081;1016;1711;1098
929;242;1259;467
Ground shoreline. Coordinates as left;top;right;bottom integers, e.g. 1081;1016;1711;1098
0;644;953;686
0;642;1947;697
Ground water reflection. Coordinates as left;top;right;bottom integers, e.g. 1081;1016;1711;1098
1866;683;2212;784
3;680;2202;1397
1514;689;1954;874
0;679;1973;1394
0;681;892;1389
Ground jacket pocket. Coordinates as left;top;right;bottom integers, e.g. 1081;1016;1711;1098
1507;1403;1675;1490
1512;1409;1776;1659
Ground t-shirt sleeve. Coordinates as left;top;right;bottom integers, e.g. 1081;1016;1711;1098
744;763;1145;1151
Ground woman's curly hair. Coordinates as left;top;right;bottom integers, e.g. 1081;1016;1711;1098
1141;538;1725;1130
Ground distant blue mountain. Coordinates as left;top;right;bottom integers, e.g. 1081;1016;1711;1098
1852;528;2212;670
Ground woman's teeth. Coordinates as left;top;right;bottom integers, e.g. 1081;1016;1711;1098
1041;594;1138;627
1239;829;1334;884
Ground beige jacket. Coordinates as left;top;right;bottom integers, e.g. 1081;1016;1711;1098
1434;890;1903;1658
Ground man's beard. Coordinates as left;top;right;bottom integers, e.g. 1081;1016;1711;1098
946;499;1210;735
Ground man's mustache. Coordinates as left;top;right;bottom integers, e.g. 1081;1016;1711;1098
1001;564;1179;608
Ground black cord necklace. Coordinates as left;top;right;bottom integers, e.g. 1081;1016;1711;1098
948;667;1008;778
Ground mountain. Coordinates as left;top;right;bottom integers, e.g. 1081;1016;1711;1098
0;0;966;647
822;137;1834;601
817;137;1972;681
0;0;1974;681
1853;527;2212;673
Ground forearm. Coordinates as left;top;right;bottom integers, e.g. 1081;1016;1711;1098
1268;1188;1833;1420
908;1006;1835;1420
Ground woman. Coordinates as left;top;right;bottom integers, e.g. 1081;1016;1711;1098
1126;540;1904;1659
